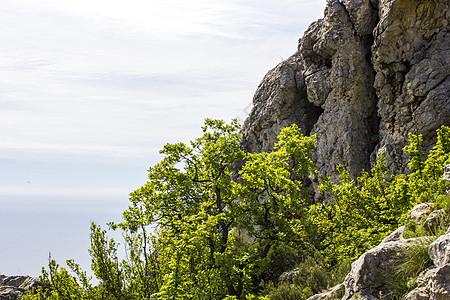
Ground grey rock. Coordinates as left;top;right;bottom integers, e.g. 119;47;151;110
241;59;323;154
0;275;40;300
405;228;450;299
372;0;450;174
429;227;450;268
381;225;406;243
304;67;331;107
306;166;450;299
342;239;416;299
383;203;435;243
423;209;446;233
406;202;434;225
341;0;378;36
335;225;450;300
241;0;450;193
409;265;450;300
443;164;450;182
306;283;344;300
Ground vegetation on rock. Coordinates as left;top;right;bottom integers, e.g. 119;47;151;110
23;121;450;299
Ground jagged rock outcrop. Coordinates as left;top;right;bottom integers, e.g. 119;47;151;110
241;0;450;188
0;275;40;300
373;0;450;175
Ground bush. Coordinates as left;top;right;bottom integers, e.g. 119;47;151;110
24;124;450;299
262;282;307;300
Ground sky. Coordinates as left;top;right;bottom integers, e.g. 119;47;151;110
0;0;326;276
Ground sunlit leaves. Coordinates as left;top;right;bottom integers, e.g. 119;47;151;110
26;122;450;300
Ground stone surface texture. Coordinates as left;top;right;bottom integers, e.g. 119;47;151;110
241;0;450;192
403;230;450;300
0;275;40;300
341;228;450;300
342;239;416;299
307;283;344;300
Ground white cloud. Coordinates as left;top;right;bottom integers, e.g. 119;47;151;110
34;0;323;39
0;0;326;162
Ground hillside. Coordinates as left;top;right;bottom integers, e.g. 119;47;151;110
240;0;450;298
2;0;449;299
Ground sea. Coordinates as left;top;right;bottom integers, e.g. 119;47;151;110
0;194;128;278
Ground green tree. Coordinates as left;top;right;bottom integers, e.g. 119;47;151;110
27;119;317;299
123;119;317;299
26;123;450;300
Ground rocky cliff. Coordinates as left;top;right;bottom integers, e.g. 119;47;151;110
241;0;450;299
241;0;450;189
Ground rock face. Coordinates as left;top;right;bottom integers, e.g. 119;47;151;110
242;1;449;298
241;0;450;187
0;275;40;300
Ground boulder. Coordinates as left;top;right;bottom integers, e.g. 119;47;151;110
423;209;446;233
428;227;450;268
342;239;416;299
382;202;435;243
381;225;406;243
404;265;450;300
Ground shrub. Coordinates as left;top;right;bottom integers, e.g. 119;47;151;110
263;282;307;300
24;124;450;299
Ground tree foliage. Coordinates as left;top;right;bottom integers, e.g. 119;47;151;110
309;127;450;267
24;122;450;300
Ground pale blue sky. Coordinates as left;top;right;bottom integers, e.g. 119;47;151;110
0;0;326;276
